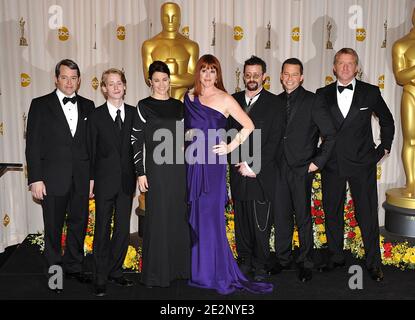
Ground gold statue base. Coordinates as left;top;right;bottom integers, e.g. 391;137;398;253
384;188;415;238
386;188;415;209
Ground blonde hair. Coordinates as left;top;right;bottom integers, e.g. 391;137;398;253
100;68;127;99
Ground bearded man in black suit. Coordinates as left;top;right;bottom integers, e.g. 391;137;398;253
229;56;286;281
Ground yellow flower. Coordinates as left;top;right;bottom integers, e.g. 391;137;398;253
317;224;325;232
319;234;327;244
403;253;410;263
312;181;320;189
84;235;93;252
227;221;235;231
123;257;133;269
410;255;415;264
315;192;322;200
393;253;402;263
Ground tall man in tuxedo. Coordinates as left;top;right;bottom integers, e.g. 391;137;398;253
271;58;336;282
88;68;138;296
316;48;395;281
229;56;285;281
26;59;95;292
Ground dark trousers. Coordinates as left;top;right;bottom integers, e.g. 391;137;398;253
93;189;132;285
234;199;273;271
274;160;314;268
41;182;89;273
322;166;381;269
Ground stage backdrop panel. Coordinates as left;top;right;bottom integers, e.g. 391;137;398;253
0;0;413;252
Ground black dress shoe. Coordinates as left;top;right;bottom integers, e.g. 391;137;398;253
253;268;269;281
368;267;384;282
94;284;106;297
65;272;92;284
268;263;292;275
108;276;135;287
298;267;312;282
317;261;346;273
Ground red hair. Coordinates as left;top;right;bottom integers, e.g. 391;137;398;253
193;54;227;96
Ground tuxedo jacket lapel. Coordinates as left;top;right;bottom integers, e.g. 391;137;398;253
73;96;88;141
121;107;132;150
47;91;73;141
103;103;122;153
286;86;305;127
327;83;345;128
341;80;364;128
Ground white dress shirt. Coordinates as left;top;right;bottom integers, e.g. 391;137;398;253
336;78;356;118
241;90;262;175
56;89;78;137
244;91;261;108
107;101;125;121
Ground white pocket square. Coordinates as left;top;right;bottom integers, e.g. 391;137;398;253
359;107;369;110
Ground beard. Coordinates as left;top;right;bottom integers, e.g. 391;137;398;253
246;81;259;91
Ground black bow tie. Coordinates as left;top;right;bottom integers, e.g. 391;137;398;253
63;96;77;105
337;84;353;93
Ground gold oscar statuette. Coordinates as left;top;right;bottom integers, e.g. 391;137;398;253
93;23;97;49
19;17;28;46
381;20;387;48
211;18;216;46
326;21;333;49
384;9;415;238
235;68;241;93
265;21;271;49
141;2;199;101
23;113;27;139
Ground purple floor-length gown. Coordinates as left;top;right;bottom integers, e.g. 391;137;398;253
184;93;273;295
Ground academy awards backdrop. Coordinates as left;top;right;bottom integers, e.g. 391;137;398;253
0;0;413;252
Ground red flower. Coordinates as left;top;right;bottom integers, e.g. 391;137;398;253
348;199;354;206
345;212;354;219
347;231;356;239
383;242;393;252
314;217;324;225
349;219;358;227
314;200;322;207
384;251;392;258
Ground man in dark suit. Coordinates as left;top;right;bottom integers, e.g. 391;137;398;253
229;56;285;281
88;68;137;296
26;59;95;292
270;58;336;282
316;48;395;281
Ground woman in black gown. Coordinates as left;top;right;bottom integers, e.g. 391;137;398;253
132;61;190;287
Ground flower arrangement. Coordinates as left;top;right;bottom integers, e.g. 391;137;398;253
224;171;415;270
29;199;142;272
30;170;415;272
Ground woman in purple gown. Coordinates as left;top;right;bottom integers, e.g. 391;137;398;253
184;54;274;295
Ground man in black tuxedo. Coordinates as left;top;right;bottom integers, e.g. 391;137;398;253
316;48;395;281
88;68;137;296
229;56;285;281
270;58;336;282
25;59;95;292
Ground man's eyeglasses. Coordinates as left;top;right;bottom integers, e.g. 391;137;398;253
244;73;263;80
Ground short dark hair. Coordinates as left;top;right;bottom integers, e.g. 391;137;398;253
281;58;304;75
149;60;171;79
55;59;80;78
334;48;359;65
243;55;267;74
